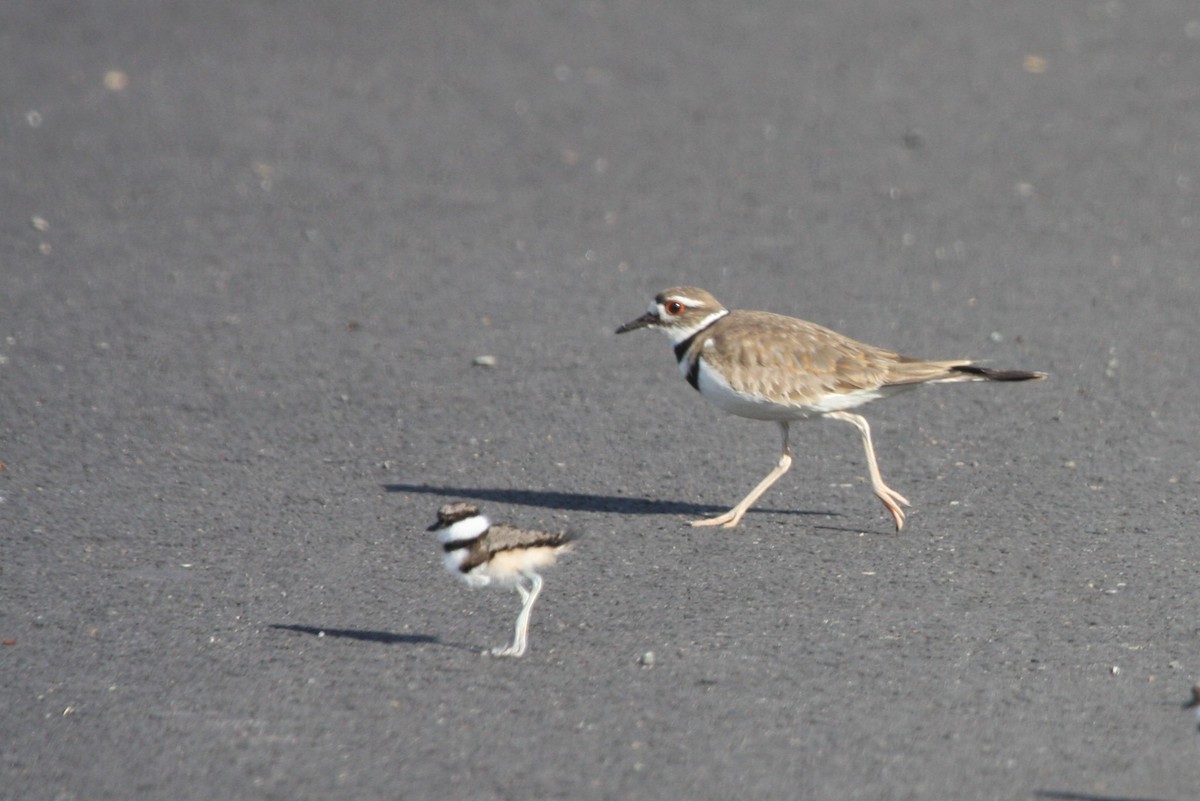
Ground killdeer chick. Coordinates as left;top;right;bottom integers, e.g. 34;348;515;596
427;502;574;657
617;286;1046;530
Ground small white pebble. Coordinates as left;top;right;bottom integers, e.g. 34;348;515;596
103;70;129;91
472;355;497;367
638;651;655;668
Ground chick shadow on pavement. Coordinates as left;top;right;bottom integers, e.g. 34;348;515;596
1035;790;1177;801
383;482;835;522
270;624;479;653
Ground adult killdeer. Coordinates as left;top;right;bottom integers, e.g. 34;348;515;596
616;286;1045;530
427;502;574;657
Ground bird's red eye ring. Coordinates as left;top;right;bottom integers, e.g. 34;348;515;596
665;301;686;315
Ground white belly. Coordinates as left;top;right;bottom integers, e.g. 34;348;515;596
694;357;890;421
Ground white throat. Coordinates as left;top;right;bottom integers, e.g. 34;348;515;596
661;308;729;345
437;514;490;545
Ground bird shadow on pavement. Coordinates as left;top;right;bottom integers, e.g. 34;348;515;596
811;521;901;537
269;624;479;652
383;482;835;522
1035;790;1176;801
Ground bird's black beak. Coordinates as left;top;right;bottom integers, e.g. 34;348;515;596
615;311;658;334
426;520;444;532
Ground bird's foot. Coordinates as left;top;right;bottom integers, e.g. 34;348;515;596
488;643;526;658
690;509;742;528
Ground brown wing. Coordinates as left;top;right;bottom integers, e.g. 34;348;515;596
457;525;571;574
483;524;572;553
707;311;969;402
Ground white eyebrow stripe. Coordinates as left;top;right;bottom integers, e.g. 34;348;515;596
662;295;708;308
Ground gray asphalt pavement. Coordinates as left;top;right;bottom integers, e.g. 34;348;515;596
4;2;1200;799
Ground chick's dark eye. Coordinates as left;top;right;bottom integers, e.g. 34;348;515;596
666;301;686;315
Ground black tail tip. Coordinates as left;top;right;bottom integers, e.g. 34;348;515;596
953;365;1047;382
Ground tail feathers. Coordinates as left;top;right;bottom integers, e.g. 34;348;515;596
559;528;586;547
537;530;580;560
951;364;1047;382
